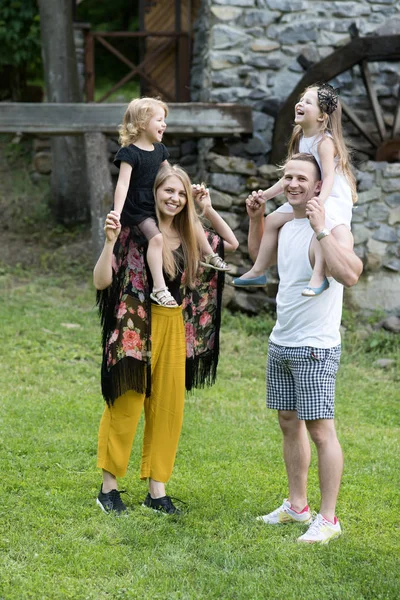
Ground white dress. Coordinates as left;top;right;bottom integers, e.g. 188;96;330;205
276;133;353;229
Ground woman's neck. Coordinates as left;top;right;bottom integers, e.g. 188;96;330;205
159;219;181;249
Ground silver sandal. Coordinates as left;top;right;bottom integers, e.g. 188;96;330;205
199;252;230;272
150;287;178;308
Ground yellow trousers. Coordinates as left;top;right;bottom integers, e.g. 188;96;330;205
97;304;186;482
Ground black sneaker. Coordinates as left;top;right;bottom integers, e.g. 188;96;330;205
142;493;185;515
96;486;127;514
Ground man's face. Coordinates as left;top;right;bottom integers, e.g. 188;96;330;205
282;160;321;209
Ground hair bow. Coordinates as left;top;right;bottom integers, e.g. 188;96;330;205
317;83;339;115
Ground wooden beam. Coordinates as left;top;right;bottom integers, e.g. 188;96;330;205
84;30;95;103
84;132;113;260
341;99;378;148
96;37;176;103
0;102;253;137
359;60;387;141
271;34;400;163
393;85;400;139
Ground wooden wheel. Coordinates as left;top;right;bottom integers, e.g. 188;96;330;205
270;31;400;164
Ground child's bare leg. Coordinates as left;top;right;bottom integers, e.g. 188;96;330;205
147;233;177;306
308;244;326;289
302;240;329;297
196;222;230;271
147;233;166;290
139;218;177;307
236;212;293;283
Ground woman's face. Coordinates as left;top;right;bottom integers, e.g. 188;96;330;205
156;175;188;219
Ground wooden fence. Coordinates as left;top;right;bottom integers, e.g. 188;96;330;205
0;102;253;258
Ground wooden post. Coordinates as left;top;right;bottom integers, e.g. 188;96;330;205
38;0;90;224
84;30;95;102
84;133;114;261
177;33;191;102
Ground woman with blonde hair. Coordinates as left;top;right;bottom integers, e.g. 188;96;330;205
94;163;238;515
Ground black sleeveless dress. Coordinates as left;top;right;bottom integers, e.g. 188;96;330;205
114;143;169;227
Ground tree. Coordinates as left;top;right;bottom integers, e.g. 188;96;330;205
38;0;89;225
0;0;42;100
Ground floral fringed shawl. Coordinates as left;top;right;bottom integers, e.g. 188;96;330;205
97;226;224;405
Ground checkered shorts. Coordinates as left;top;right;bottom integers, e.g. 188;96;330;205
266;341;341;420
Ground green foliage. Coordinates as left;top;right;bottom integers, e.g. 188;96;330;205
0;0;41;69
76;1;140;83
0;134;93;279
341;306;400;360
222;309;275;338
364;329;400;355
94;78;140;103
76;0;139;32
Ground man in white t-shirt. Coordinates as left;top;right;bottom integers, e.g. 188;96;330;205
246;153;362;544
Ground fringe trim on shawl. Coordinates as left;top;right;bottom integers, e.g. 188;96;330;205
97;230;224;403
186;350;217;391
185;237;224;392
101;355;146;407
96;232;150;406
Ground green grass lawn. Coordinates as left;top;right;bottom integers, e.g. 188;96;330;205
0;269;399;600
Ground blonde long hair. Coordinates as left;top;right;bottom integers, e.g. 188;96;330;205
118;97;168;147
153;163;200;289
287;85;357;203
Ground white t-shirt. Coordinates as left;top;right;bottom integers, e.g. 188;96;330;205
270;218;343;348
276;134;353;229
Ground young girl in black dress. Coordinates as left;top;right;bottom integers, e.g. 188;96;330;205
113;97;230;308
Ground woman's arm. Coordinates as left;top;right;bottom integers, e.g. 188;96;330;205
113;162;132;216
193;185;239;251
317;137;335;204
93;211;121;290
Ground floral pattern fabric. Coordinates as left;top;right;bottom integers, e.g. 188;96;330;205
98;227;223;404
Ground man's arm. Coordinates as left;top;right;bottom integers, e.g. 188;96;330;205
306;198;363;287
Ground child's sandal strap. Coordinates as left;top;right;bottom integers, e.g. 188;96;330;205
200;253;230;272
150;288;178;307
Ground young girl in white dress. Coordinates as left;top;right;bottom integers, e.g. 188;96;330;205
233;83;357;296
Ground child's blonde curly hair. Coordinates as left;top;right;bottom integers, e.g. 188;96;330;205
118;97;168;147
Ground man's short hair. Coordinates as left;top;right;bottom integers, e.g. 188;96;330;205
285;153;322;181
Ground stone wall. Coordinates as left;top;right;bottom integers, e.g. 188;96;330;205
191;0;399;157
204;150;400;314
32;1;400;315
31;135;400;316
349;161;400;312
190;0;400;314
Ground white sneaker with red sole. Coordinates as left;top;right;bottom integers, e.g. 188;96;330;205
257;498;312;525
297;513;341;544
